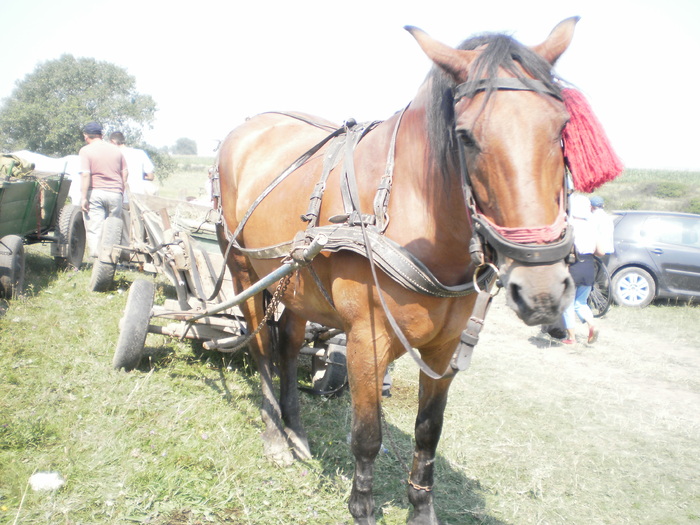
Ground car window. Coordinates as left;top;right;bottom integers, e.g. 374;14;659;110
641;216;700;248
684;220;700;247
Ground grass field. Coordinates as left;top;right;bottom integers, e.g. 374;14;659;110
590;168;700;214
0;164;699;524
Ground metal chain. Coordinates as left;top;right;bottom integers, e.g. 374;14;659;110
381;406;434;492
245;272;292;342
210;272;292;354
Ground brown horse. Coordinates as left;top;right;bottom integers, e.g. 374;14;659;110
215;17;578;524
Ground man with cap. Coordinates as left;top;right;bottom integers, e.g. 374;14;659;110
78;121;128;258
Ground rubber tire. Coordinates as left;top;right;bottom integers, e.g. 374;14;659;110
611;266;656;308
312;346;347;396
0;235;25;299
113;279;155;371
55;205;86;270
89;216;123;292
588;256;612;317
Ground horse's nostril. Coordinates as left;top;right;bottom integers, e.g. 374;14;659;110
510;282;522;304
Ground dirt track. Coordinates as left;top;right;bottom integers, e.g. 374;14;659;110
475;292;700;437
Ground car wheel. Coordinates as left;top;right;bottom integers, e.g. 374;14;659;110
611;266;656;307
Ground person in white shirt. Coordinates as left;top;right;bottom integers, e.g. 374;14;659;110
109;132;157;203
561;194;605;344
590;195;615;264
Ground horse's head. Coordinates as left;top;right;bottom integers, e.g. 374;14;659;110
407;18;580;325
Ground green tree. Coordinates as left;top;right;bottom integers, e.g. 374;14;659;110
0;54;156;157
143;145;176;184
172;137;197;155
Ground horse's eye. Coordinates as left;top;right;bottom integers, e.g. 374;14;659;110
458;129;479;150
559;120;570;140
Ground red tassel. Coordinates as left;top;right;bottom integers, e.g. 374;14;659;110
562;88;624;192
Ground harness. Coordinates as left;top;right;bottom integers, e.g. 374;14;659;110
215;78;573;379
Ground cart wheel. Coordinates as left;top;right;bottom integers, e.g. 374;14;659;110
312;344;347;396
119;209;131;262
54;205;86;270
588;255;612;318
114;279;155;371
89;216;123;292
0;235;25;299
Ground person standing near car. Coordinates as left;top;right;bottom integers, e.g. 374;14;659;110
108;131;157;204
590;195;615;265
561;194;605;344
79;121;128;257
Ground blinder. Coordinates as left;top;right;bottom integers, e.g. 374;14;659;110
453;76;573;266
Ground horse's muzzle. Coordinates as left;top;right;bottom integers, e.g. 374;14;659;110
502;261;574;326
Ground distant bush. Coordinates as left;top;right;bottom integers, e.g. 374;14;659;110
687;198;700;215
172;137;197;155
623;200;642;210
652;182;686;199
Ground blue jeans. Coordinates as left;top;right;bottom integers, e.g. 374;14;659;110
83;189;123;257
563;285;594;329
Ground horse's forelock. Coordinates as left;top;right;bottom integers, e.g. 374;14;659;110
425;33;561;179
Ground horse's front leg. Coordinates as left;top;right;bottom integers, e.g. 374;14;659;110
346;333;391;525
277;308;312;459
407;369;454;525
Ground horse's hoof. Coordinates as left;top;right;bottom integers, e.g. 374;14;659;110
407;512;441;525
285;428;312;460
262;431;294;466
353;518;376;525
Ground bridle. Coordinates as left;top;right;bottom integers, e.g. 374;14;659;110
453;77;574;267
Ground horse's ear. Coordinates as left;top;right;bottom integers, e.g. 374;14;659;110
531;16;580;64
405;26;476;81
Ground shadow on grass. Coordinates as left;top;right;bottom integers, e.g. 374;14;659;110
302;392;510;525
21;249;77;297
193;350;509;523
123;342;509;524
110;273;508;524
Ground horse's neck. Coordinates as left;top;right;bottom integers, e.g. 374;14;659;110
380;90;474;285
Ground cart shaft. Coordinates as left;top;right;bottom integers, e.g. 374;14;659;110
186;233;327;323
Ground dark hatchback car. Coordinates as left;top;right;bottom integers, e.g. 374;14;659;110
606;210;700;307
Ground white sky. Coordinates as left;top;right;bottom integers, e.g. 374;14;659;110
1;0;699;170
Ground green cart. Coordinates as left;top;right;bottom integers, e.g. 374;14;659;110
0;165;86;298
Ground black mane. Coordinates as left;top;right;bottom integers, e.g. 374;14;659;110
426;33;562;177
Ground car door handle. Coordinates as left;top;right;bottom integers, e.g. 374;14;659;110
651;249;664;255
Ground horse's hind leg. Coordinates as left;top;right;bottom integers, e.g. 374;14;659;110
278;308;312;459
407;372;453;525
224;247;294;465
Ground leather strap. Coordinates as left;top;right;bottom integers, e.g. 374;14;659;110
230;125;346;243
234;225;493;298
454;77;562;101
472;214;573;265
373;105;408;233
449;289;492;373
338;120;382;225
300;137;345;226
